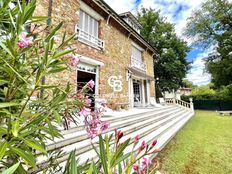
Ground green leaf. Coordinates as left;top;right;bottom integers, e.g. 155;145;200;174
99;134;108;174
110;138;131;167
2;59;29;84
12;120;20;137
53;49;75;59
1;162;20;174
0;80;8;85
11;147;36;167
29;16;48;23
23;139;47;154
45;22;63;42
53;110;61;124
0;127;7;136
0;141;8;159
118;163;122;174
0;42;15;59
0;102;20;108
70;151;78;174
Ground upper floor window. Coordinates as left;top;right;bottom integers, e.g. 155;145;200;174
131;45;146;72
77;10;104;49
131;46;142;62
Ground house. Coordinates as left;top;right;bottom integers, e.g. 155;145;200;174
34;0;156;109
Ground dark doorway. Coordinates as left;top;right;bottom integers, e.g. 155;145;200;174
77;70;96;109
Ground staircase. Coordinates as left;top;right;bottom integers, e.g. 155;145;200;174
32;104;194;173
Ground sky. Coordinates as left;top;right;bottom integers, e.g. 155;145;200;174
104;0;212;85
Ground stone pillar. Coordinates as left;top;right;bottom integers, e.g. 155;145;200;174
189;98;194;111
141;80;146;107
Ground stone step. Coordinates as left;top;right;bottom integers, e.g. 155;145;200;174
45;106;179;151
31;106;194;173
33;107;192;173
60;106;175;135
74;109;192;165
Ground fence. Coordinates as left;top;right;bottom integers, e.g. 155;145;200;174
193;100;232;110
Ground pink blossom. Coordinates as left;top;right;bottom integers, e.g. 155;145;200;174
69;55;79;67
17;32;33;48
87;79;95;89
101;121;110;131
62;54;79;67
151;139;157;147
85;97;92;106
142;157;151;167
79;107;91;117
133;164;140;173
134;135;139;143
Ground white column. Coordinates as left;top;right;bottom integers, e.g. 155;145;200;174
130;78;134;108
146;80;150;105
95;66;100;97
141;80;146;107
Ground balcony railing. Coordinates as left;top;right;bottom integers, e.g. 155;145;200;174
76;27;104;49
131;56;147;72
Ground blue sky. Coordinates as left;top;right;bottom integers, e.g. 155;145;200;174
104;0;212;85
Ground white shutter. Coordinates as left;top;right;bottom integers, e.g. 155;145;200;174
79;10;99;38
132;46;142;62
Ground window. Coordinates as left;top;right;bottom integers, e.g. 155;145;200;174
131;46;142;62
79;10;98;38
131;45;146;72
77;10;104;49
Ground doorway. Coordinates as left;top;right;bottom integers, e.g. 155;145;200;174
133;79;142;107
77;70;96;109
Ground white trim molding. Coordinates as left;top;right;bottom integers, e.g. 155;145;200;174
77;55;104;66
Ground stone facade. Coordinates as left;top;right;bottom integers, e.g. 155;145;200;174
34;0;156;108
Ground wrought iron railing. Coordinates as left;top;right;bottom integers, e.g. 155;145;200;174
76;27;104;49
131;56;147;72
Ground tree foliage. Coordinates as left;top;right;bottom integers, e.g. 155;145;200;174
185;0;232;88
137;8;190;92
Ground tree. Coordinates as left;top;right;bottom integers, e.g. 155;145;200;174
182;79;196;89
185;0;232;88
137;8;190;92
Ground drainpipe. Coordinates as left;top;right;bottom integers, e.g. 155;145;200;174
40;0;53;98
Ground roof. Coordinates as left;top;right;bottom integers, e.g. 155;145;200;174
119;12;142;29
84;0;157;55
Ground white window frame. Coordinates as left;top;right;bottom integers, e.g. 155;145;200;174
76;2;104;49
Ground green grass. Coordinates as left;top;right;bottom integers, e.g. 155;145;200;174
157;110;232;174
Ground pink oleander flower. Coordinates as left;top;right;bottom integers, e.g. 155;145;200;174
62;54;79;67
139;140;145;150
134;135;139;143
85;117;109;139
101;121;110;131
87;79;95;89
79;107;91;117
69;55;79;67
133;164;140;173
151;139;157;148
85;97;92;107
142;157;151;167
17;32;33;48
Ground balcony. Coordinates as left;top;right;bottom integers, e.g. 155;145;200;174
131;56;147;72
76;27;104;50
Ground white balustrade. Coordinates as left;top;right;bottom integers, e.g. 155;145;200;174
164;98;193;110
131;56;147;72
76;28;104;49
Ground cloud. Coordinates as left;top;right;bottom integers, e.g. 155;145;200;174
186;57;211;85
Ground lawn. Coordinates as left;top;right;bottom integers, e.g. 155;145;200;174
157;110;232;174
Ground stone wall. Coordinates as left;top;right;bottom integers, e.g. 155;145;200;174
34;0;156;105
